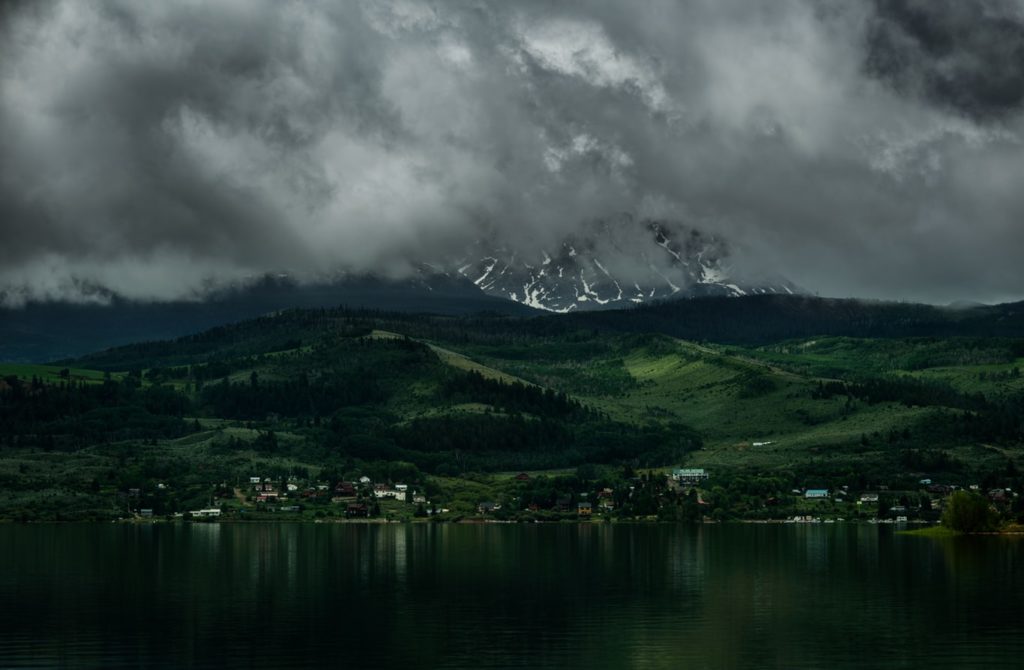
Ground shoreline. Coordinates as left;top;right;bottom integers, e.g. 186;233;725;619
6;517;1017;532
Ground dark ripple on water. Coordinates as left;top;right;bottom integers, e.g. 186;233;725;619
0;523;1021;668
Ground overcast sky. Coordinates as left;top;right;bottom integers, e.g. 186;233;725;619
3;0;1024;306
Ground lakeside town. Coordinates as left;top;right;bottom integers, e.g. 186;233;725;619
117;466;1021;528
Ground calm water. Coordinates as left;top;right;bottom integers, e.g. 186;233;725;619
0;523;1021;669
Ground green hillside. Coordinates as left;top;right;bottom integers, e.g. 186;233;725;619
2;307;1024;522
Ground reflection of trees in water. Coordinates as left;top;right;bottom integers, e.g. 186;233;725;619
1;524;1023;667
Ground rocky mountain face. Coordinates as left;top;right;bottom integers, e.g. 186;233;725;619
440;221;799;312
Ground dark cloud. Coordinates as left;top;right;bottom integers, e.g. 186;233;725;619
867;0;1024;119
1;0;1024;306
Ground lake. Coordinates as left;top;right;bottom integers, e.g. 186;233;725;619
0;523;1021;668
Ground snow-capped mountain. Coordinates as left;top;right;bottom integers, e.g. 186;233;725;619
442;221;799;312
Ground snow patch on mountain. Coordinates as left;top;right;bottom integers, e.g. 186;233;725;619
441;220;800;312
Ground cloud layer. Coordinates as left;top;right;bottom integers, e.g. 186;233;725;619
3;0;1024;305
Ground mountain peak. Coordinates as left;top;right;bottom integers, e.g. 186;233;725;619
445;220;799;312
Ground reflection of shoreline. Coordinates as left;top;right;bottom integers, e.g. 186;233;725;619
900;527;1024;537
96;518;971;528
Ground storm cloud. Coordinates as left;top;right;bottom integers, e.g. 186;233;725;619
2;0;1024;305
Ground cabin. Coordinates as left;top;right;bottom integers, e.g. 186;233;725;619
346;503;369;518
804;489;829;499
477;501;500;514
577;502;592;516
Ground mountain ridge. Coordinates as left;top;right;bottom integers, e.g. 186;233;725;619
445;220;800;312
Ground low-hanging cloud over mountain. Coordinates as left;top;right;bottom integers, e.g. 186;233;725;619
3;0;1024;306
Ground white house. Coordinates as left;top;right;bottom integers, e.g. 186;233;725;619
671;468;708;485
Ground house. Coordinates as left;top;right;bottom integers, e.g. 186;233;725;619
859;493;879;503
394;484;408;502
346;503;369;518
374;484;397;499
805;489;829;499
672;468;709;485
577;502;592;516
190;508;221;518
412;494;427;504
335;482;356;497
477;501;501;514
554;495;573;512
139;509;153;517
279;505;301;513
286;483;299;492
358;476;371;484
514;472;531;482
249;476;261;485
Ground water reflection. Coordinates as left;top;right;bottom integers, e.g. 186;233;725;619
0;523;1021;668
